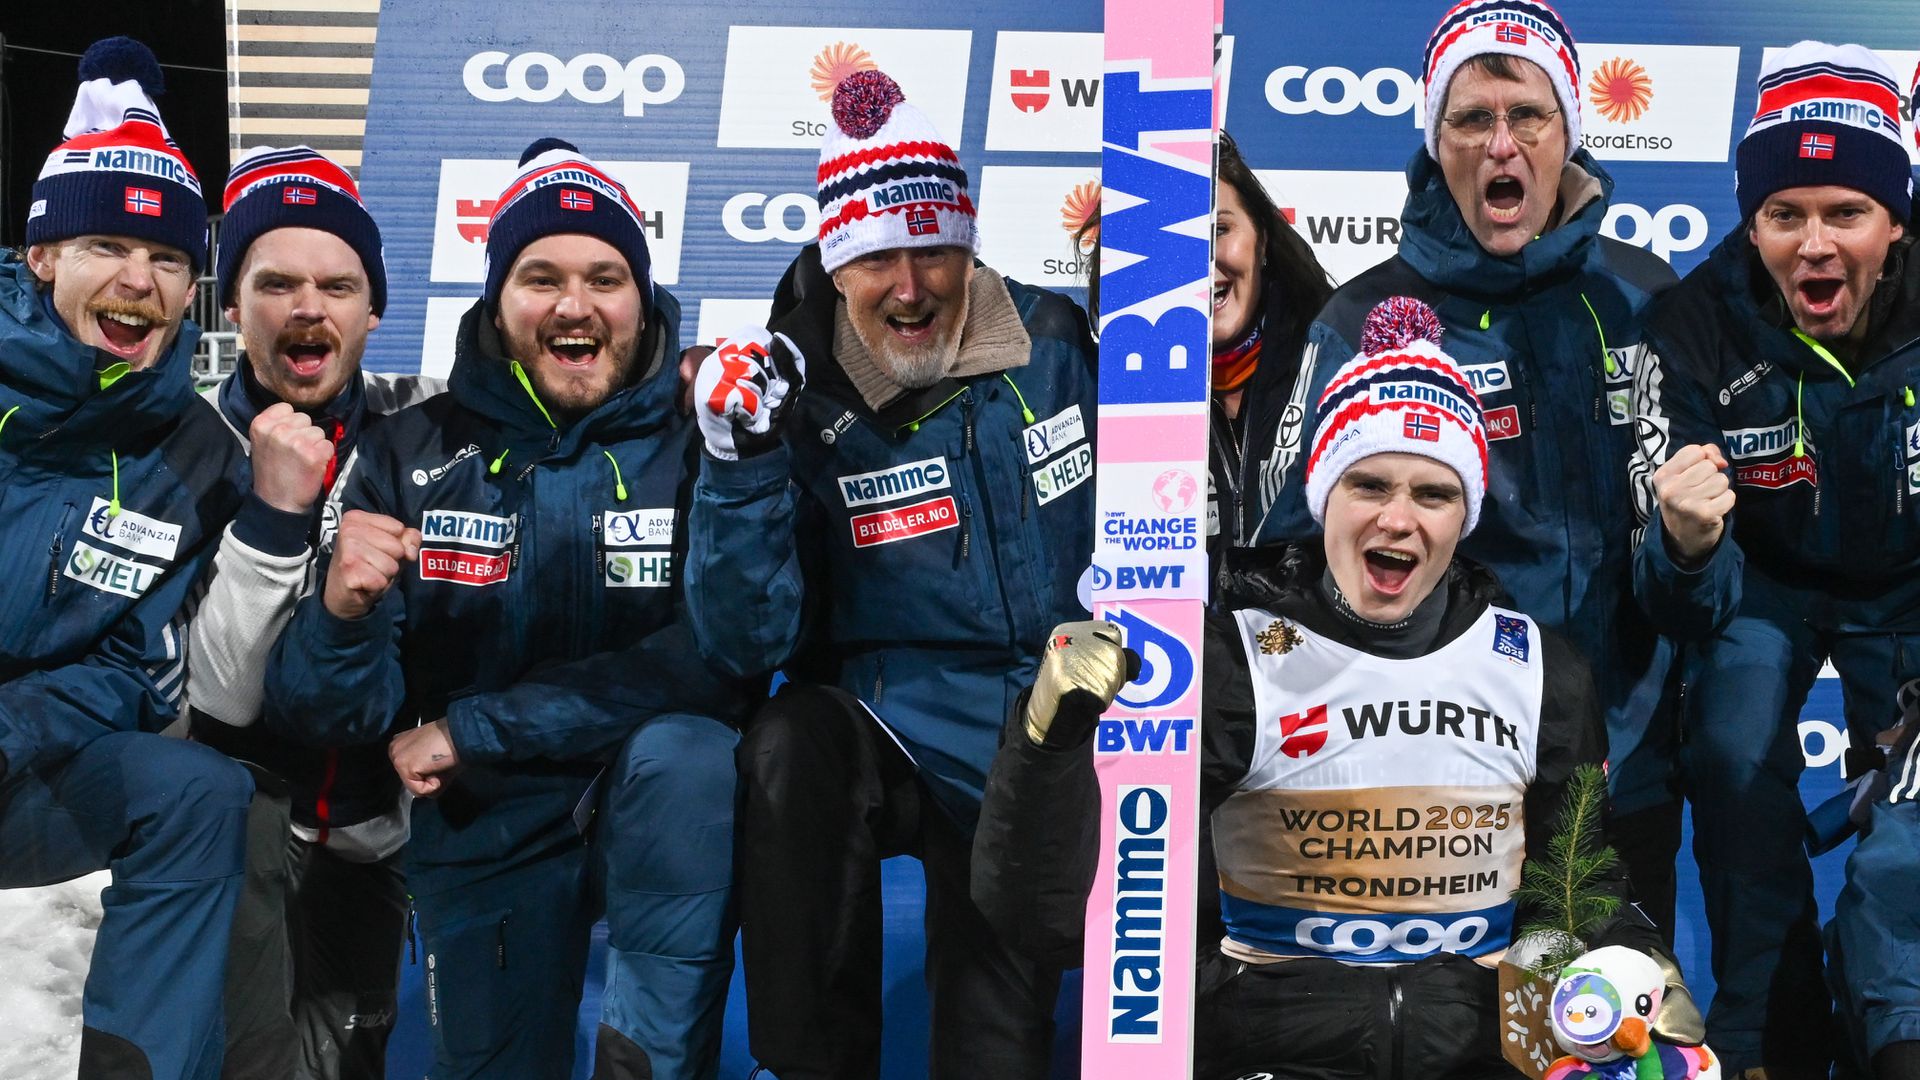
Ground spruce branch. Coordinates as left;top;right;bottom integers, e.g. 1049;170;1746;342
1513;763;1621;976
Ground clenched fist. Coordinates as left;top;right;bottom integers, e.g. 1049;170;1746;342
251;402;335;514
694;328;806;461
1026;620;1141;749
322;510;420;620
1653;443;1735;568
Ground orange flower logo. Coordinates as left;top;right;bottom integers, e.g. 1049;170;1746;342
1062;180;1100;252
810;42;876;102
1588;58;1653;124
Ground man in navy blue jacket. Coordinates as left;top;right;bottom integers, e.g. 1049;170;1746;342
1633;43;1920;1079
263;139;747;1080
0;38;252;1080
1251;0;1683;930
690;71;1098;1080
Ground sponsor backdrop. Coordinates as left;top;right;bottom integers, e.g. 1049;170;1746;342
336;0;1912;1074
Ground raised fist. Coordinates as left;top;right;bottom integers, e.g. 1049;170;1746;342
694;328;806;461
250;402;335;514
1652;444;1735;568
322;509;420;620
1026;620;1141;749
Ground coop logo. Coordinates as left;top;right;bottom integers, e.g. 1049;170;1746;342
1108;784;1171;1042
1264;65;1423;123
718;27;971;149
723;192;820;244
1601;202;1709;263
462;51;685;117
1576;44;1740;162
1588;57;1652;123
429;159;687;284
1296;912;1493;959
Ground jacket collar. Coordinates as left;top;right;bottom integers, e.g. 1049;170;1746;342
217;354;370;455
0;253;201;452
1396;147;1615;302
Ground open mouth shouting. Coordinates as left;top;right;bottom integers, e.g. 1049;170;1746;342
278;333;340;380
88;300;168;361
547;334;604;368
1795;275;1846;320
883;307;938;347
1483;174;1527;225
1362;547;1420;596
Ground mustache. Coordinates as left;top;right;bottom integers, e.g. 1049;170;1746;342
276;326;342;354
87;297;170;327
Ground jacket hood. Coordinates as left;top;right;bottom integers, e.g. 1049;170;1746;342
446;285;682;454
1397;147;1615;301
0;253;203;452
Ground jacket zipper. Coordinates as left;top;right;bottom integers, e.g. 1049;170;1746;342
872;655;886;705
1014;430;1030;520
1387;969;1405;1080
46;504;75;599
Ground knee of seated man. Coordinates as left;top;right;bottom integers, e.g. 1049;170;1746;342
128;735;255;817
613;713;739;800
736;683;862;785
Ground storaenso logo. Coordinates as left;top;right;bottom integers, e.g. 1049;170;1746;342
724;192;820;243
1265;66;1424;124
463;52;686;117
837;457;950;507
1110;784;1170;1043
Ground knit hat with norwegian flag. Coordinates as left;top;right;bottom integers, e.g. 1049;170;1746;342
816;70;979;273
1422;0;1583;164
482;138;652;310
217;146;387;315
1735;42;1912;223
1304;297;1489;536
27;37;207;270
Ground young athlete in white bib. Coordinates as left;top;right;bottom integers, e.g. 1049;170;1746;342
972;297;1704;1079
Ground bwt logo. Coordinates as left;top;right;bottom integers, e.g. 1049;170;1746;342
1602;202;1707;263
1008;68;1101;113
724;192;820;244
453;196;667;244
1109;607;1195;711
1265;65;1424;123
463;51;686;117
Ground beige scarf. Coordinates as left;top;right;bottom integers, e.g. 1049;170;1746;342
832;265;1033;411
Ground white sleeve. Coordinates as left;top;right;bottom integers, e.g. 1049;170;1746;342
184;523;313;726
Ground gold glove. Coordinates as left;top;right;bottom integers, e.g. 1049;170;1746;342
1025;620;1131;747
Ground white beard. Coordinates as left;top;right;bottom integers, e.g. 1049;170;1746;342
851;286;969;390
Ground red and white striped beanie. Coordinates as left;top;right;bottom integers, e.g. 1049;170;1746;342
1735;42;1911;222
1305;298;1489;535
816;70;978;273
1422;0;1582;163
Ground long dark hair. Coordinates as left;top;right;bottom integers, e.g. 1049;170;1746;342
1076;130;1334;353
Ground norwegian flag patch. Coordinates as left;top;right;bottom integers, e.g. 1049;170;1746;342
124;187;162;216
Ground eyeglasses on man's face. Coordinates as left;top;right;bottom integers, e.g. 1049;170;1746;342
1441;104;1561;145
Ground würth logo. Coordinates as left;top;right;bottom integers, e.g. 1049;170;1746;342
1278;704;1329;758
1589;57;1653;123
1011;68;1050;112
810;42;875;101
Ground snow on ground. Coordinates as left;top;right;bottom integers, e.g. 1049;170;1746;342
0;871;105;1080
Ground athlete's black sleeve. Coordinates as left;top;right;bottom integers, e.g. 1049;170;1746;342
970;614;1256;967
1525;628;1665;956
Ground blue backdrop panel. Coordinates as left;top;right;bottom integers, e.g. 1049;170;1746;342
353;1;1917;1074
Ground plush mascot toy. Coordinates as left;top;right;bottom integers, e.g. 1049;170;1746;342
1544;946;1720;1080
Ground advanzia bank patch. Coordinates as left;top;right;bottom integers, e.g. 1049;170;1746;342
416;509;518;587
63;497;184;599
